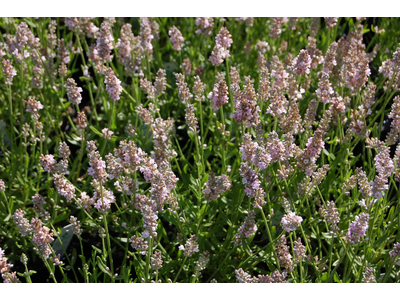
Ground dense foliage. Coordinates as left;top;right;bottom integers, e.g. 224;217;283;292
1;17;400;283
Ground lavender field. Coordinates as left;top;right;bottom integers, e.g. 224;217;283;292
0;17;400;283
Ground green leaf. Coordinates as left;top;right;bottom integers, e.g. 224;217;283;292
23;17;37;28
16;172;26;185
188;131;194;140
117;237;128;243
322;149;335;160
8;197;13;212
331;261;340;272
219;209;233;226
79;254;86;265
79;76;91;82
90;126;102;137
388;206;395;221
373;233;388;248
53;212;69;224
321;232;334;240
334;272;341;283
92;245;102;254
4;214;11;222
71;248;77;267
96;256;112;278
65;133;82;146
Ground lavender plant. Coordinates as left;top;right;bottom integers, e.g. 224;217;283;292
1;17;400;283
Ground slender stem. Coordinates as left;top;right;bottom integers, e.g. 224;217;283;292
220;106;226;173
50;225;79;282
260;208;281;270
111;99;116;130
198;100;205;167
75;129;86;180
1;191;10;215
24;263;32;283
145;237;153;282
7;86;14;153
173;256;187;283
194;132;203;210
40;253;57;283
49;246;69;283
100;182;115;282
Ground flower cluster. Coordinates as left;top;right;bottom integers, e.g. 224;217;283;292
2;59;17;85
234;210;257;246
130;235;148;255
91;181;116;213
180;235;199;257
386;96;400;145
209;27;232;66
65;17;99;38
202;172;231;201
239;162;266;209
65;78;82;105
115;23;141;75
195;18;214;36
209;73;228;111
96;21;114;62
141;201;158;239
154;69;167;97
194;251;210;276
319;201;340;233
257;270;288;283
235;268;257;283
69;216;82;236
293;238;306;263
12;209;31;237
372;141;393;199
231;76;261;128
53;174;75;201
104;67;122;101
389;243;400;265
362;266;376;283
0;248;19;283
151;251;163;270
26;98;44;120
87;141;108;183
292;49;312;75
175;73;192;104
239;133;271;170
347;213;369;244
276;235;294;273
168;26;184;51
281;212;303;233
185;104;198;133
270;17;282;39
32;194;50;221
31;217;54;259
39;154;57;173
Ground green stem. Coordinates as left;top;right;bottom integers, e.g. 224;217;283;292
75;129;85;180
23;263;32;283
111;99;116;130
260;208;281;270
40;253;57;283
145;237;153;282
100;182;115;282
173;256;187;283
7;86;14;153
220;106;226;173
